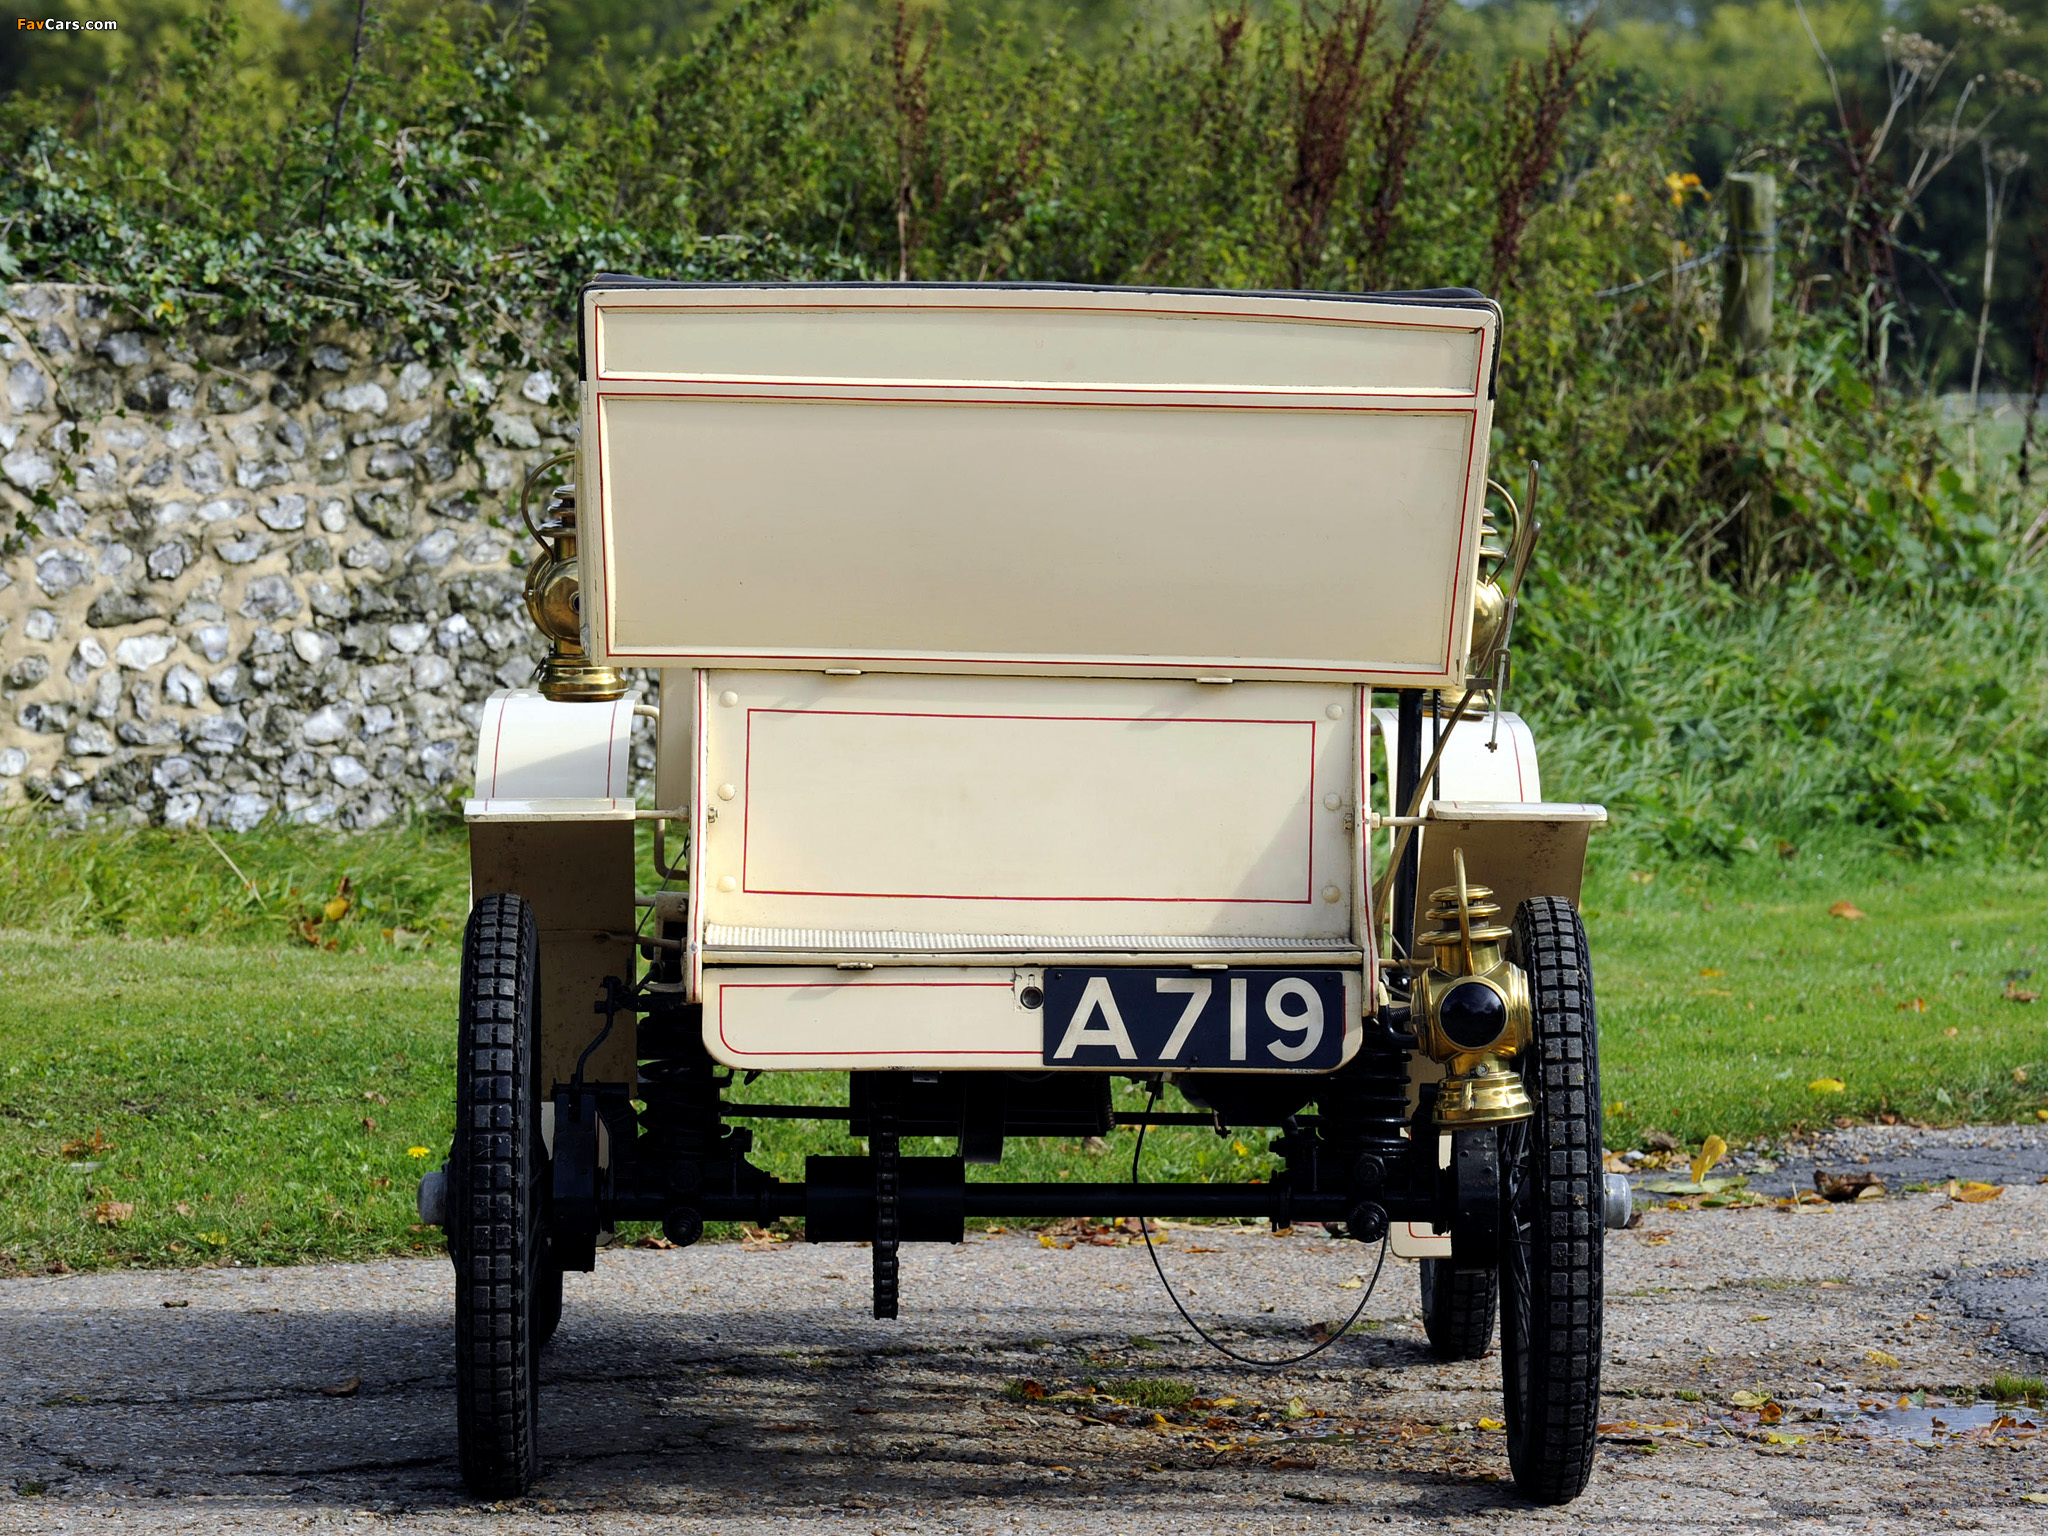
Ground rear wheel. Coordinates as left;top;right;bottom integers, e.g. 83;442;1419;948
452;894;548;1499
1420;1259;1498;1360
1499;897;1604;1504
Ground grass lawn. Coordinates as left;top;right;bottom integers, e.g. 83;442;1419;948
1585;853;2048;1145
0;822;2042;1273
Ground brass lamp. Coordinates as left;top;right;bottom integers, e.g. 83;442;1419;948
1411;849;1534;1125
521;454;626;702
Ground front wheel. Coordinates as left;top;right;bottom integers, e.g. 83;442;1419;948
1420;1259;1498;1361
1499;896;1604;1505
451;893;549;1499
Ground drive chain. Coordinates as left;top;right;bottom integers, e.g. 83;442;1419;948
872;1087;900;1320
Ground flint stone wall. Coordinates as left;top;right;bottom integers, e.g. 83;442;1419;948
0;283;643;831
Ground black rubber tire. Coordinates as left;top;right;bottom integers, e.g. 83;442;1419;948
452;893;548;1499
1499;896;1604;1505
1420;1258;1498;1361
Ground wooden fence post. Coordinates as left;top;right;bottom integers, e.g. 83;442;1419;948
1721;173;1776;353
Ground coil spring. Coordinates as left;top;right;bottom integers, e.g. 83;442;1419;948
635;1054;722;1158
1315;1040;1414;1174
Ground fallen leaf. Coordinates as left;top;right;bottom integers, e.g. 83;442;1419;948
174;1201;192;1217
1643;1176;1743;1196
1285;1397;1309;1420
1948;1180;2003;1203
1690;1134;1728;1186
60;1129;113;1159
1643;1130;1680;1152
1807;1078;1847;1094
1814;1170;1885;1202
1338;1276;1363;1289
2005;983;2041;1004
1759;1402;1783;1424
92;1201;135;1226
1865;1348;1902;1368
318;1376;362;1397
324;896;351;923
635;1234;677;1250
1829;901;1866;921
1698;968;1724;978
2013;1067;2030;1084
1270;1456;1316;1471
1477;1417;1504;1431
363;1090;389;1105
1945;1026;1960;1038
1763;1431;1805;1445
361;1117;377;1133
161;1299;189;1309
1897;997;1927;1013
1730;1390;1772;1408
1603;1150;1630;1173
2021;1493;2048;1505
1747;1314;1771;1322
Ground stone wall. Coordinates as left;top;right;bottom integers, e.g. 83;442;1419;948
0;283;635;830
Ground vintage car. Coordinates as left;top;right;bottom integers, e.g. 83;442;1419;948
421;281;1623;1502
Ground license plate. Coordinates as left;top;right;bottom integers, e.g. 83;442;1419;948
1040;968;1347;1070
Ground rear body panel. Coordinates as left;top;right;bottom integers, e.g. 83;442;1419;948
688;670;1372;1067
692;672;1364;946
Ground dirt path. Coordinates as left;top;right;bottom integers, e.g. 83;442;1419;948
1;1156;2043;1533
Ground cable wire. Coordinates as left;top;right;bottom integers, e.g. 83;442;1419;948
1130;1081;1388;1367
1594;245;1727;298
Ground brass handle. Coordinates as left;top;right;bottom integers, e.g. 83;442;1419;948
1482;478;1520;582
520;449;577;549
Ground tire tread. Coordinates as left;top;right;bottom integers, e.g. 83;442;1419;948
453;894;542;1499
1421;1259;1499;1361
1502;896;1604;1505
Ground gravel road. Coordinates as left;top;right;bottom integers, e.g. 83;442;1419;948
2;1131;2044;1535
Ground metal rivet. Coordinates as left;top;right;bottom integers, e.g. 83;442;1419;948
1323;793;1343;812
717;782;736;801
717;875;737;893
719;690;739;707
1325;703;1344;720
1322;885;1342;903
